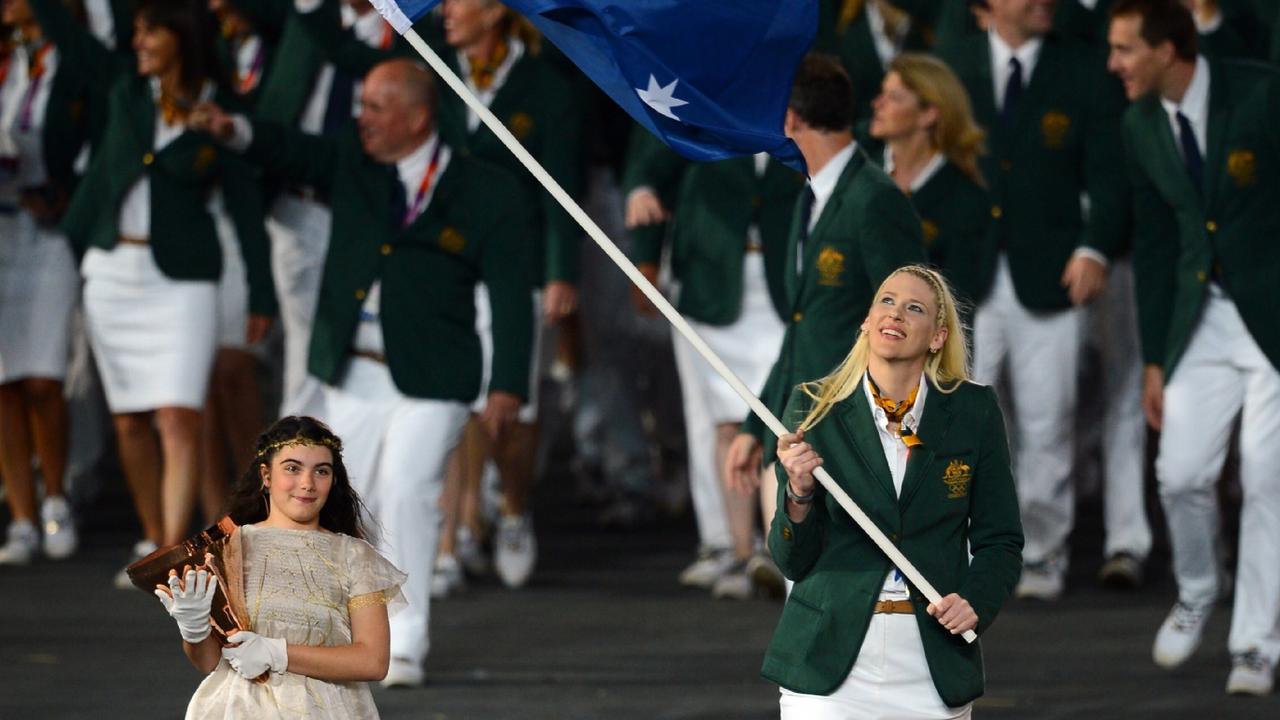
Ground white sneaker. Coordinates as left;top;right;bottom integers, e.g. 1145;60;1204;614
113;539;159;589
678;548;735;589
1015;561;1064;601
711;561;753;600
41;496;78;560
1227;650;1275;696
455;526;488;576
1153;601;1213;669
493;515;536;589
430;554;465;600
0;520;39;565
380;656;425;688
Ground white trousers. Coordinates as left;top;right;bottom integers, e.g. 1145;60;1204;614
779;614;972;720
1157;286;1280;661
973;255;1082;565
1087;260;1152;559
671;252;784;552
322;358;470;664
268;195;331;417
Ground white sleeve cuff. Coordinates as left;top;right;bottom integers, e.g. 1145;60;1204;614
1072;246;1109;268
227;115;254;153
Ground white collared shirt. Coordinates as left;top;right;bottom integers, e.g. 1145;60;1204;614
354;135;452;354
883;149;946;193
117;79;217;239
458;37;525;132
988;28;1043;112
862;372;929;597
1160;55;1210;161
0;40;59;193
866;0;910;69
798;142;856;272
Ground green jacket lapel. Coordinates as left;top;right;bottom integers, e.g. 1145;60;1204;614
1144;99;1202;210
1011;39;1061;140
127;80;156;153
898;384;954;511
1204;61;1231;207
836;391;898;506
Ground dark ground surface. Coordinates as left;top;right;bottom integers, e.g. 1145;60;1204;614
2;474;1277;720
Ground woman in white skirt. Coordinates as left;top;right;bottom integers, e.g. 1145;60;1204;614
765;266;1022;718
0;0;86;564
32;0;275;576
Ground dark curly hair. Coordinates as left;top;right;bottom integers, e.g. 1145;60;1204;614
224;416;371;540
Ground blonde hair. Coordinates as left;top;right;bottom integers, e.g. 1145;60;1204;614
888;53;987;187
797;265;970;432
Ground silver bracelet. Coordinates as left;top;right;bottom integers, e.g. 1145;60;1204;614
786;482;815;505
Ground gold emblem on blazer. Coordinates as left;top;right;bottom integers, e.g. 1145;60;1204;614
193;145;217;173
921;219;939;247
508;112;534;141
942;459;972;499
1227;149;1257;188
439;226;466;254
1041;111;1071;149
816;246;846;287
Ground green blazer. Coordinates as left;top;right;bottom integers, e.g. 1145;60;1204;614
762;380;1023;707
245;121;535;402
939;33;1129;309
621;129;802;326
741;148;926;462
433;43;585;287
909;161;990;316
1124;59;1280;376
33;0;277;317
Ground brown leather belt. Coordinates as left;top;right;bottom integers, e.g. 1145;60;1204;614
744;242;763;253
350;349;386;364
873;599;914;615
117;235;149;246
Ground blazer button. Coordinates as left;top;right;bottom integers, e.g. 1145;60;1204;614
781;526;793;541
355;289;367;300
1205;220;1218;233
380;243;393;256
792;312;803;322
1197;271;1207;283
991;205;1002;219
143;152;155;166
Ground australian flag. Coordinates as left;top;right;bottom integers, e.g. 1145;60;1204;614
372;0;818;173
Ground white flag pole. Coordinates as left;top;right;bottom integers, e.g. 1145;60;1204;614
400;27;977;644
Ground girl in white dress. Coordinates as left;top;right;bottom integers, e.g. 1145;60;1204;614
155;416;405;720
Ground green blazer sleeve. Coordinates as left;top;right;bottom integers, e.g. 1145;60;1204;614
767;388;829;582
31;0;124;89
244;119;342;194
1123;120;1179;367
955;385;1023;635
621;127;687;265
1080;62;1131;258
533;69;584;285
481;174;536;399
220;153;279;316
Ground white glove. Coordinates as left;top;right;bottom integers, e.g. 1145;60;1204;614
222;631;288;679
154;566;217;644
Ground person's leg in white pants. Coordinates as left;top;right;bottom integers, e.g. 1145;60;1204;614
1095;262;1152;564
379;399;470;668
267;197;331;417
671;331;732;555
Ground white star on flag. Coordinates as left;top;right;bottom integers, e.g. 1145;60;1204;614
636;75;689;121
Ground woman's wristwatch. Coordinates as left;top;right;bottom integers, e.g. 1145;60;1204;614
786;481;815;505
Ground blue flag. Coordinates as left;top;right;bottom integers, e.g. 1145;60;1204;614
372;0;817;173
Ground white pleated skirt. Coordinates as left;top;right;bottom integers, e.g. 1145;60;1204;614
0;209;79;384
82;245;218;413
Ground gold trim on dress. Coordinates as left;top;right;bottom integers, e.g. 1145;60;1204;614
347;591;388;611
